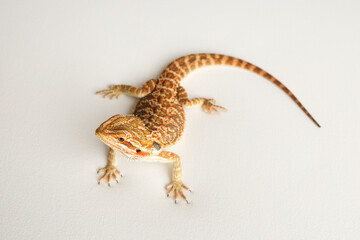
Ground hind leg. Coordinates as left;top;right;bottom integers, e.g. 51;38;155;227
177;86;227;113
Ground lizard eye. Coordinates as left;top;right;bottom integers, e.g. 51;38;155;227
136;149;141;153
119;137;124;142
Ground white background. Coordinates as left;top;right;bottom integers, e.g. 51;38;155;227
1;0;359;239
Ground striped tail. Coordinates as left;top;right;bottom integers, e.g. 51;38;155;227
160;53;321;127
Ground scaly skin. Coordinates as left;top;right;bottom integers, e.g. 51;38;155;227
95;53;320;203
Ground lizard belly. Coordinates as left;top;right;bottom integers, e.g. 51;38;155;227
133;92;185;147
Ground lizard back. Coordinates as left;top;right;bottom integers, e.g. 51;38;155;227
133;79;184;147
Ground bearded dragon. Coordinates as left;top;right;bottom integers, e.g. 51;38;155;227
95;53;320;203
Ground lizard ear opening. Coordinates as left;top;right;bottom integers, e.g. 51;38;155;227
152;141;161;151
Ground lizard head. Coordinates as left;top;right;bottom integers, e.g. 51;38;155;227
95;114;162;159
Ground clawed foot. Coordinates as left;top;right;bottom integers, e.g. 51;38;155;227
202;99;227;113
97;165;122;186
166;181;191;203
96;85;122;99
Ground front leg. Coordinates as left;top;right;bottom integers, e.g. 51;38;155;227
157;151;191;203
96;78;157;99
97;148;122;186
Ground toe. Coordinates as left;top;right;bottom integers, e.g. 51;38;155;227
112;173;117;180
181;184;190;191
99;173;108;182
215;104;227;111
107;174;111;183
167;186;175;196
178;189;187;201
174;190;179;201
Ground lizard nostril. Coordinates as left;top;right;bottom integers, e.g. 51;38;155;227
136;149;141;153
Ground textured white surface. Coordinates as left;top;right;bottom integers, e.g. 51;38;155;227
1;0;360;239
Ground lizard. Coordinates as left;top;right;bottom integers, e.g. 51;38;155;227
95;53;320;203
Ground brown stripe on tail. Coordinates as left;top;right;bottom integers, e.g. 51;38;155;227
232;57;321;128
160;53;320;127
